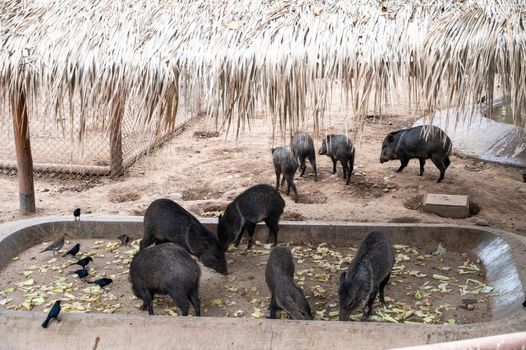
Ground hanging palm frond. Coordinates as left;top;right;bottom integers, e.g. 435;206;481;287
0;0;524;143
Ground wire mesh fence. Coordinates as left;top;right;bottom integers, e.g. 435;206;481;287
0;91;198;180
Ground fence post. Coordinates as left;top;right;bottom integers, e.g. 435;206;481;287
110;99;124;177
12;90;36;213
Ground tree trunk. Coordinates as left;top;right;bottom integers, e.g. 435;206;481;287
12;91;36;213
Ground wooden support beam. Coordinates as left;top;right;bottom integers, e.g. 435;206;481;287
110;99;124;177
12;91;36;213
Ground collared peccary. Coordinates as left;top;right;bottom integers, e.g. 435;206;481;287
339;231;394;322
319;134;355;185
291;132;317;180
218;184;285;251
265;246;312;320
379;125;452;183
141;198;227;275
130;243;201;316
272;147;299;202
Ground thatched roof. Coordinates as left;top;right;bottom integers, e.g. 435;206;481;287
1;0;525;138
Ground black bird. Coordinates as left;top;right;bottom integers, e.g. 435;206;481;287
69;256;93;269
88;278;113;289
63;243;80;258
118;234;130;245
40;235;66;255
73;208;81;221
42;300;61;328
73;268;89;279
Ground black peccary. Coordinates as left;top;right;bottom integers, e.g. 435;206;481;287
319;134;355;185
141;198;227;275
339;231;394;322
272;147;299;202
291;132;317;180
379;125;452;183
265;246;312;320
218;184;285;251
130;243;201;316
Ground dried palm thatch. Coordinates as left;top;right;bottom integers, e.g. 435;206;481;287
0;0;525;143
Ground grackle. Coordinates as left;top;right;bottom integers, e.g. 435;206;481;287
42;300;61;328
88;278;113;288
73;208;81;221
69;256;93;269
118;234;130;245
63;243;80;258
73;268;89;279
40;236;66;255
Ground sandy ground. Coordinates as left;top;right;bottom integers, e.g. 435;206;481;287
0;111;524;235
0;237;491;324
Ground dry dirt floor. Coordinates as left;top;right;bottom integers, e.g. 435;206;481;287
1;112;524;233
0;108;524;325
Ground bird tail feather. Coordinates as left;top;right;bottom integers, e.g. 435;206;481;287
41;317;50;328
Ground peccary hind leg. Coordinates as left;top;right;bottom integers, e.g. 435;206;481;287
189;288;201;316
245;221;257;250
268;294;279;319
308;155;317;180
379;273;391;307
299;156;307;177
430;153;446;183
264;217;279;246
275;172;281;190
140;289;154;315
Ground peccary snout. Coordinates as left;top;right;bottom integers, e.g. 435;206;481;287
130;243;201;316
272;147;299;202
142;198;227;274
266;246;312;320
380;125;452;183
339;231;394;322
218;184;285;251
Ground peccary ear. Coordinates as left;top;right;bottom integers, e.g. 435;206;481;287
387;134;394;143
271;147;276;153
218;214;222;221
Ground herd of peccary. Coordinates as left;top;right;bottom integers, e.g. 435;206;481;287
273;125;452;201
131;191;394;320
128;125;451;320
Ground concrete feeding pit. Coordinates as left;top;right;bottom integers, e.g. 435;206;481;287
0;216;525;349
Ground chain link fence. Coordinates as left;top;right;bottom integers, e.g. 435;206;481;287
0;91;198;180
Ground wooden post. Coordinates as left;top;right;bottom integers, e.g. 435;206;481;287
12;91;36;213
110;99;124;177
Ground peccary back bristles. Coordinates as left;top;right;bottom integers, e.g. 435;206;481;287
265;246;312;320
141;198;227;274
218;184;285;251
130;243;201;316
339;231;394;321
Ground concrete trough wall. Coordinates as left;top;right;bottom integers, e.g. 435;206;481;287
1;216;526;349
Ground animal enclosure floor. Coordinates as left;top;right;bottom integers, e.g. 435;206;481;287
0;237;493;325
